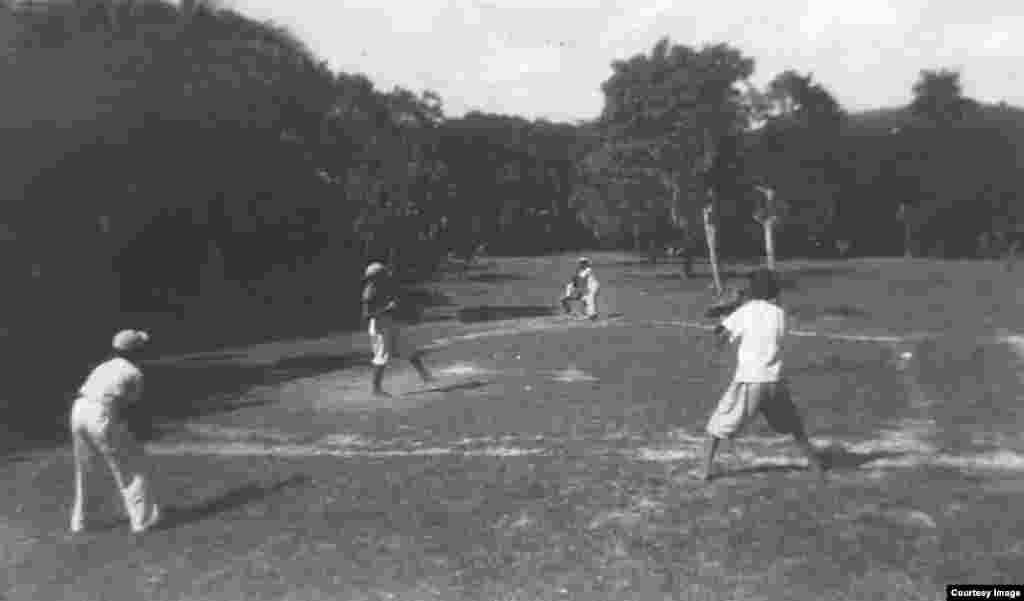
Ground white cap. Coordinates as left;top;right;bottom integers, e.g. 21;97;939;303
112;329;150;352
364;262;387;279
578;257;591;265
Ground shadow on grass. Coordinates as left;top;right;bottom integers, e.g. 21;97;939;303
457;305;559;323
157;474;313;531
727;448;907;477
145;308;356;358
133;351;369;441
821;447;907;471
416;379;492;395
3;351;373;455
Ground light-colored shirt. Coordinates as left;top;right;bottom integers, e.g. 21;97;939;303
721;299;785;383
78;357;144;407
572;267;598;294
362;279;396;319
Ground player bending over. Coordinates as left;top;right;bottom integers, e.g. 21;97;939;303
560;257;600;320
701;268;825;482
70;329;162;534
362;261;435;397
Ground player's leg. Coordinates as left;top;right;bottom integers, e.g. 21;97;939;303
369;318;390;396
584;290;599;320
761;381;825;479
401;328;435;384
69;406;94;533
702;382;755;481
372;365;388;396
410;354;435;384
102;421;161;533
701;436;722;482
560;284;575;314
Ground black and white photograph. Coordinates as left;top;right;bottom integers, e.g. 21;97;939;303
2;0;1023;599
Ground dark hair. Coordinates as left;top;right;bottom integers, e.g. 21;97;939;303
747;268;780;300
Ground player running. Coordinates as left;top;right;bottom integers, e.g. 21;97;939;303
362;261;435;397
560;257;600;320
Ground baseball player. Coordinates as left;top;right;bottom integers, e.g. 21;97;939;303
70;329;162;534
362;261;435;396
560;257;600;320
700;269;826;482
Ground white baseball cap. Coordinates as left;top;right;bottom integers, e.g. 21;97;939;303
112;329;150;352
578;257;591;265
364;262;387;279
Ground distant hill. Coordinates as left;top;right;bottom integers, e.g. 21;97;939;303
845;102;1024;176
847;102;1024;134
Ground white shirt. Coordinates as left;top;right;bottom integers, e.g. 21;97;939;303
78;357;144;407
573;267;599;294
721;299;785;383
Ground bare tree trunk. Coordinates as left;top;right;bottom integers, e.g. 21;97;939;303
701;129;723;296
900;202;913;258
703;203;722;296
763;217;777;270
904;220;913;258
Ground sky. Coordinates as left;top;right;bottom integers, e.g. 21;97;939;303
226;0;1024;123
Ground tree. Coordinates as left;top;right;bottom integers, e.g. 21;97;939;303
765;70;844;131
745;71;845;257
596;38;754;291
910;69;978;127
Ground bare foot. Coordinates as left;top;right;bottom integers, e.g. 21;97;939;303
132;505;162;534
372;389;392;398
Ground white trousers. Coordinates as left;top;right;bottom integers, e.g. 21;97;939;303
369;315;407;366
561;284;599;318
70;397;160;533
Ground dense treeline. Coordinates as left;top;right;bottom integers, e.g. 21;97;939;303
0;2;589;345
1;1;1022;397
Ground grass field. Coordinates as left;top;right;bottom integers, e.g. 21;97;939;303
3;253;1024;600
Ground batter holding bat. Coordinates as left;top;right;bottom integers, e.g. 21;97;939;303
699;269;826;482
